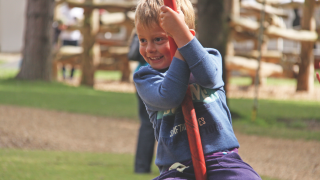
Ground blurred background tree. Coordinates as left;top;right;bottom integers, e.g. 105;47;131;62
16;0;55;81
197;0;233;98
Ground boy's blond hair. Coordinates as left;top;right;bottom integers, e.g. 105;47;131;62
135;0;195;29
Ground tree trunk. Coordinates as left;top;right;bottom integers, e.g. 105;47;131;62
197;0;231;98
16;0;55;81
80;0;100;87
80;7;95;87
296;0;315;92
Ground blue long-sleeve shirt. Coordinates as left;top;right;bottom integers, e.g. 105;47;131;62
134;37;239;174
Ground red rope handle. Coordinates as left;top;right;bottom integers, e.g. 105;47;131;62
163;0;207;179
181;87;207;180
317;63;320;83
162;0;178;57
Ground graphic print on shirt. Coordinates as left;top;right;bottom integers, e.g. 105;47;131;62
158;105;226;152
157;83;223;139
189;84;219;103
169;116;208;137
157;83;220;120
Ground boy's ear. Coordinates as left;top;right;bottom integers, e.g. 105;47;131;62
189;29;196;36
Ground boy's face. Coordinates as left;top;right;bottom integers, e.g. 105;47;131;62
136;22;171;70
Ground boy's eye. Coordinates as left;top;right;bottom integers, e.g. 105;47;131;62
140;39;146;43
154;37;163;42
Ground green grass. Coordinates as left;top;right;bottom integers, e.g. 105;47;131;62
261;176;279;180
0;148;279;180
95;70;122;81
0;78;138;120
0;69;19;79
230;75;320;86
0;149;158;180
0;68;122;82
1;78;319;141
1;73;320;141
0;72;291;180
229;99;320;141
57;69;122;81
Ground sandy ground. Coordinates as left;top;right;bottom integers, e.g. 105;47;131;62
1;105;320;180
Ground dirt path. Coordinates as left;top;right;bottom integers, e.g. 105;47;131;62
1;105;319;180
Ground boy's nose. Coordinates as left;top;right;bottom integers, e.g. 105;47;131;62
146;43;156;53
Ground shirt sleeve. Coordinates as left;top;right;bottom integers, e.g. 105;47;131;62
178;37;224;89
133;58;190;111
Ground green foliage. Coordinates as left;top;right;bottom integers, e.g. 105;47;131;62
0;149;158;180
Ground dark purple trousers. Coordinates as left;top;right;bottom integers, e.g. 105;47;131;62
153;153;261;180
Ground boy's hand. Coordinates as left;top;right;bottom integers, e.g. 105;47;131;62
160;6;186;36
160;5;193;48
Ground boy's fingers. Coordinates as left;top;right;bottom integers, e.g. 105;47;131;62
160;6;168;19
160;5;170;13
160;5;176;14
160;5;175;23
177;10;184;15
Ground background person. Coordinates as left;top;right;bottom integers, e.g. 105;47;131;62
57;3;83;80
128;30;155;174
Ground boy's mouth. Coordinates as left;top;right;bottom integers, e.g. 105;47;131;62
149;56;164;61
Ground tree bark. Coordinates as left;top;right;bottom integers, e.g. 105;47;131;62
80;7;96;87
296;0;315;92
16;0;55;81
197;0;232;99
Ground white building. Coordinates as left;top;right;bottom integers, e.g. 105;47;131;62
0;0;26;53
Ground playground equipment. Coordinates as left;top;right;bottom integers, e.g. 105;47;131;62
227;0;320;93
53;0;137;85
53;0;319;92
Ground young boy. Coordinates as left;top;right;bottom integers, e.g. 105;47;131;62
133;0;262;179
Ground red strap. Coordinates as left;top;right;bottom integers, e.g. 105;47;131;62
163;0;178;59
163;1;207;180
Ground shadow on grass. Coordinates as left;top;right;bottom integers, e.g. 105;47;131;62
230;110;242;120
